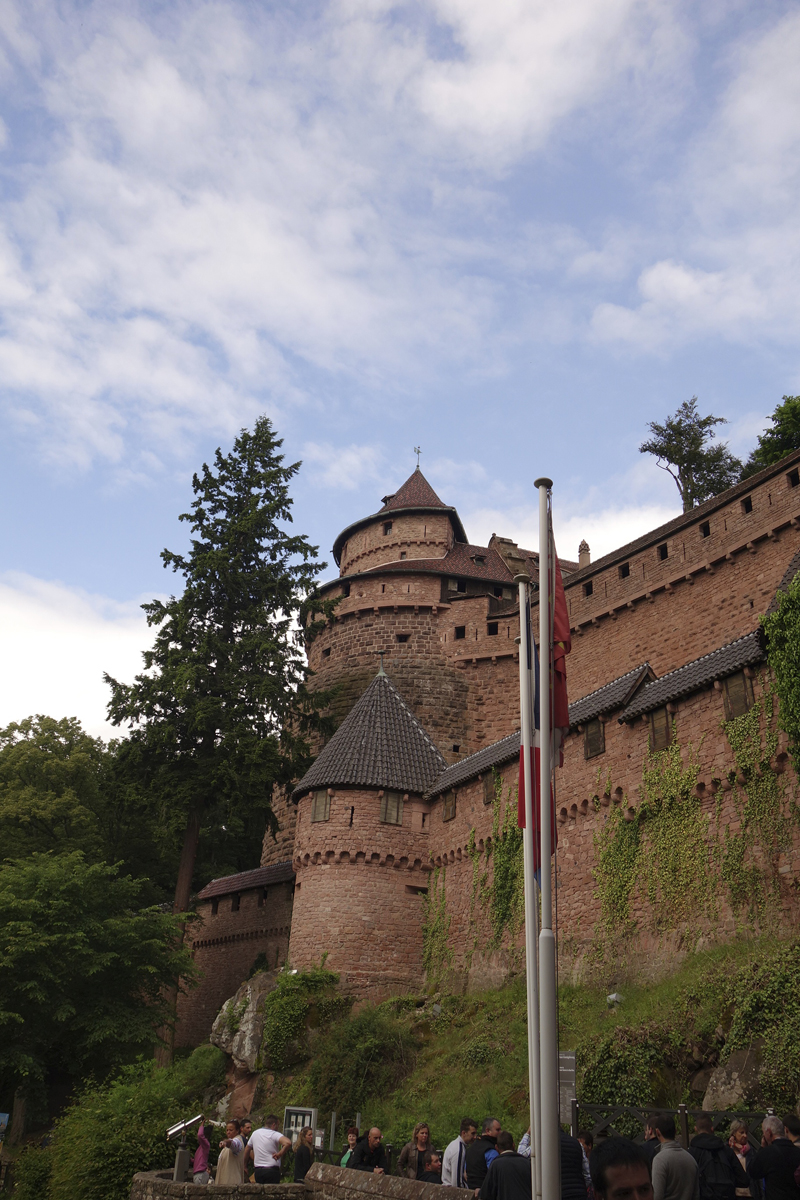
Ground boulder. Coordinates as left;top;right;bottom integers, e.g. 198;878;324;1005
702;1043;763;1110
210;970;278;1072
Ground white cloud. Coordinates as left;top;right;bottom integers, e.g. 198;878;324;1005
302;442;385;490
0;572;152;738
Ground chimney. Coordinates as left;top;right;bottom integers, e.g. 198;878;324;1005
579;539;591;568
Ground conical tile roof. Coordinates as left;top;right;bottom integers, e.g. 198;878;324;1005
379;468;446;512
292;670;446;798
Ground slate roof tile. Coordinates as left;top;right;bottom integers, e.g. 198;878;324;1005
379;468;447;512
618;630;764;721
426;732;520;798
196;860;294;901
292;670;447;799
568;663;655;728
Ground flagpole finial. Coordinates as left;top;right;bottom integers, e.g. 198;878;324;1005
414;445;421;468
514;572;531;584
533;476;553;489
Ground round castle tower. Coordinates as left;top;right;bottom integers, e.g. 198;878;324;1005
287;665;447;999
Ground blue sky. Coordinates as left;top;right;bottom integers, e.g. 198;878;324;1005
1;0;799;734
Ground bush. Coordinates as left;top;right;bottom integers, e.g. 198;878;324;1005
11;1143;53;1200
308;1007;417;1115
261;965;350;1069
41;1044;225;1200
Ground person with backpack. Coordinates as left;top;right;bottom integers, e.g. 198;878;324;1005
749;1116;800;1200
650;1113;699;1200
689;1114;748;1200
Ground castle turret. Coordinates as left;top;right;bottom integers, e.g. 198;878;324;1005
288;667;446;999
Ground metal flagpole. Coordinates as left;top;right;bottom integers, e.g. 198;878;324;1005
535;477;559;1200
515;574;541;1200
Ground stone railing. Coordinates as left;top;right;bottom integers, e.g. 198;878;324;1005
131;1161;460;1200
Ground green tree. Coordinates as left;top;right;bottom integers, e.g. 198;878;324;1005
741;395;800;479
0;851;192;1132
640;397;742;512
105;417;334;918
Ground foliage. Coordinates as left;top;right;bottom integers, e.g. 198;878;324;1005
261;965;350;1070
762;571;800;780
593;806;641;934
579;1025;674;1135
30;1045;226;1200
640;397;742;512
487;779;524;949
105;417;337;907
308;1006;417;1115
422;866;452;984
12;1144;53;1200
0;851;194;1098
741;395;800;479
725;940;800;1110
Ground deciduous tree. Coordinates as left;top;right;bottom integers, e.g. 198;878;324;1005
640;398;742;512
741;395;800;479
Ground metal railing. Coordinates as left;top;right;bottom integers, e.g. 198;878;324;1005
571;1101;773;1151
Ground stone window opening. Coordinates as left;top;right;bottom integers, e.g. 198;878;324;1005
406;884;428;896
658;543;668;561
379;790;404;825
700;521;710;538
487;622;498;635
741;496;753;514
584;718;605;759
311;789;331;823
619;562;630;579
583;581;593;598
788;468;799;489
322;647;331;658
343;582;350;597
400;551;407;559
649;706;672;752
258;887;269;908
452;744;460;753
723;671;753;720
397;633;410;643
211;898;219;916
383;521;393;535
349;805;354;827
443;790;456;821
231;894;240;913
455;625;466;639
421;812;427;828
381;583;385;593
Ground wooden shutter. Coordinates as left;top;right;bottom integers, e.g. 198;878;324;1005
443;790;456;822
650;707;671;752
584;719;605;759
723;672;752;720
380;791;404;825
311;789;330;822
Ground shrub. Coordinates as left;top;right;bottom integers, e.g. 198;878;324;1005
308;1007;416;1115
11;1144;53;1200
261;965;350;1069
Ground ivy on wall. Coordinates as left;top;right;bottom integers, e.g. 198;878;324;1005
762;569;800;779
261;964;350;1070
422;866;452;985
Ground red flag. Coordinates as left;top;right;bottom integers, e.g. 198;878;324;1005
518;744;557;878
551;544;571;762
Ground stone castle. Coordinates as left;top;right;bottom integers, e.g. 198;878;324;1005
176;452;800;1046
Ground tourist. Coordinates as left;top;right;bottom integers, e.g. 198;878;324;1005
591;1138;653;1200
728;1120;758;1200
421;1150;444;1184
782;1116;800;1146
245;1114;291;1184
649;1113;698;1200
241;1120;253;1146
517;1126;589;1199
643;1124;662;1166
749;1116;800;1200
443;1117;478;1188
341;1127;359;1168
192;1117;211;1185
466;1118;501;1190
216;1119;246;1186
398;1122;434;1179
578;1131;596;1200
479;1132;531;1200
689;1114;748;1200
293;1127;314;1182
348;1127;388;1174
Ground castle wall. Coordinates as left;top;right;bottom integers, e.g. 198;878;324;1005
289;787;433;998
339;512;453;576
175;881;293;1047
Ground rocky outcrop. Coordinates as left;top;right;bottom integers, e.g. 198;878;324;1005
702;1043;764;1110
210;971;278;1073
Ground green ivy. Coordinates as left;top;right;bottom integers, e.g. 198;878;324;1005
762;570;800;778
593;805;641;935
487;780;524;949
422;866;452;984
261;965;350;1070
724;939;800;1110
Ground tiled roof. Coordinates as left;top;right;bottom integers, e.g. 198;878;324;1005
196;860;294;901
568;664;655;728
426;732;520;798
380;468;446;513
560;446;800;588
764;548;800;615
292;670;447;798
361;541;513;584
618;631;765;721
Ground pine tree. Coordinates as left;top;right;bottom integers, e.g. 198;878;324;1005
639;398;742;512
105;417;333;917
741;395;800;480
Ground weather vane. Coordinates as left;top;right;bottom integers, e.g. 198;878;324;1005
414;445;421;468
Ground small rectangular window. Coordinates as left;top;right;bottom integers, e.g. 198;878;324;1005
584;719;605;759
311;789;331;823
342;583;350;597
723;672;753;720
454;625;466;640
493;586;503;597
619;562;630;579
658;543;668;561
211;898;219;916
788;468;800;489
473;555;485;564
383;521;393;535
448;578;459;591
487;622;498;636
583;581;593;597
700;521;710;538
380;790;404;825
503;588;513;600
397;633;410;643
443;790;456;821
258;887;269;908
483;774;495;806
231;894;240;913
741;496;753;514
322;647;331;657
457;580;467;593
650;707;672;751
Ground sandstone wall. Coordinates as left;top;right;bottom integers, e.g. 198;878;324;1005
339;512;454;576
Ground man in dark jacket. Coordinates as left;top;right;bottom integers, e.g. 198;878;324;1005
749;1116;800;1200
348;1128;388;1174
689;1114;748;1200
467;1118;501;1190
561;1130;590;1200
479;1132;531;1200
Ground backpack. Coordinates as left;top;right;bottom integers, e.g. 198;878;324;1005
694;1146;735;1200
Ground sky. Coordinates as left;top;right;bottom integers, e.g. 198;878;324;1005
1;0;799;736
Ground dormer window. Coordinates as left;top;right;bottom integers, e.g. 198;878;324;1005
473;555;486;565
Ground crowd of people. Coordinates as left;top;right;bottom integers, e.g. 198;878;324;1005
188;1109;800;1198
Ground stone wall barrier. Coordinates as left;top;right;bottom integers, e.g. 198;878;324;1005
131;1162;463;1200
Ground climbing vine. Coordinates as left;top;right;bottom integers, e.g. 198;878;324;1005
593;805;641;935
422;866;452;984
261;964;350;1070
487;778;525;949
762;569;800;778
